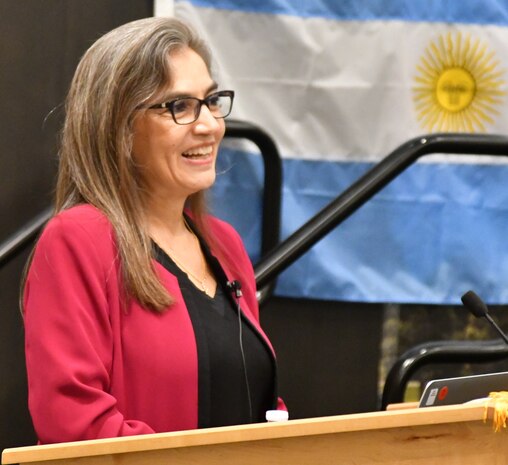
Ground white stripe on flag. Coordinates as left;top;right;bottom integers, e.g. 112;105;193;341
176;2;508;163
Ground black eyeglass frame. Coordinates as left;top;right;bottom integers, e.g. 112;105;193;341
145;90;235;125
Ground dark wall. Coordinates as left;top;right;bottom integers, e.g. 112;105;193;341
0;0;383;452
0;0;153;451
262;297;382;418
1;1;152;240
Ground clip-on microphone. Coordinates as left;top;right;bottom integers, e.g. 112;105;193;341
227;280;243;298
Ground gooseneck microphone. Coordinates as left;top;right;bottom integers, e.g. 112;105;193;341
461;290;508;345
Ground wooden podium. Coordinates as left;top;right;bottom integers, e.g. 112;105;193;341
2;403;507;465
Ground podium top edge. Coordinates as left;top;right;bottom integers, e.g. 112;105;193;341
2;404;490;465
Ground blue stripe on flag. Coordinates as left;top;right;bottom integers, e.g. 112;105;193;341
180;0;508;25
212;148;508;305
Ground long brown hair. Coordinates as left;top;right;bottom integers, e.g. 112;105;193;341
36;17;218;312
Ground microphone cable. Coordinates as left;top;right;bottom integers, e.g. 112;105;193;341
230;281;253;423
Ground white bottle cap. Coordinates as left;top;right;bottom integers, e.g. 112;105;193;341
265;409;289;422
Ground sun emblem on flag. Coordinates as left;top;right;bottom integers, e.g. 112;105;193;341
413;32;506;132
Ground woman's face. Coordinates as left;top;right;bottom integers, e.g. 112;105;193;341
132;47;225;203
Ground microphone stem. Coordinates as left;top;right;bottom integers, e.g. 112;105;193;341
484;314;508;345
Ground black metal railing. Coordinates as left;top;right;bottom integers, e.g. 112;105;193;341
254;133;508;287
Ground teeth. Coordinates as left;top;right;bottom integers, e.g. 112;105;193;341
182;146;212;157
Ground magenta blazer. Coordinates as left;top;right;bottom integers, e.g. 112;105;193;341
24;204;284;444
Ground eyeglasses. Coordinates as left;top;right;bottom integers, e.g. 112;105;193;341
145;90;235;125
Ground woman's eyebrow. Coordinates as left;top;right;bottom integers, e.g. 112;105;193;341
160;82;219;101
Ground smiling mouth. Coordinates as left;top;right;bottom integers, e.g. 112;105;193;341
182;146;213;159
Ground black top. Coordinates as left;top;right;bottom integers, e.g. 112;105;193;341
153;241;275;428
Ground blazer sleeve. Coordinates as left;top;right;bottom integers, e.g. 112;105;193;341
24;215;155;443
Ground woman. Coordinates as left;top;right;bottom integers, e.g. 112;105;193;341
23;17;285;444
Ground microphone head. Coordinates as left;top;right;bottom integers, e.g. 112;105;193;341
226;280;243;298
461;290;489;318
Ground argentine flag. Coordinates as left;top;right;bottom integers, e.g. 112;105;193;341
168;1;508;304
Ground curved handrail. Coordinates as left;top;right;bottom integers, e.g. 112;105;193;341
225;119;282;258
380;339;508;409
254;132;508;287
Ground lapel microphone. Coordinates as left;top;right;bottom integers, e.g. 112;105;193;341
227;280;243;298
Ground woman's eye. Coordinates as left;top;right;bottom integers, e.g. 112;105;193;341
207;95;220;108
172;99;193;114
